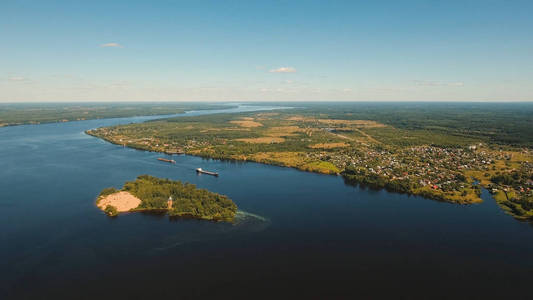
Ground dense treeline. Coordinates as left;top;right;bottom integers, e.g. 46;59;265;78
124;175;237;222
284;102;533;147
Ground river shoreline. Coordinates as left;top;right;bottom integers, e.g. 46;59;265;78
87;129;487;206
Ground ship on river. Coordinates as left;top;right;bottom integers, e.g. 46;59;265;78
157;158;176;163
196;168;219;176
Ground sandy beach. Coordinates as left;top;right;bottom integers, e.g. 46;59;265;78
97;191;141;212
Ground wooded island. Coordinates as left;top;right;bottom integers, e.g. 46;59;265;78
96;175;237;222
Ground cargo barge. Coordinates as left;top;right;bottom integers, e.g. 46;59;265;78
196;168;219;176
157;158;176;163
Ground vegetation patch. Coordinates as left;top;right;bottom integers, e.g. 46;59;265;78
302;161;341;174
104;205;119;217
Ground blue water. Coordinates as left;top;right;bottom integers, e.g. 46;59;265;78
1;105;532;299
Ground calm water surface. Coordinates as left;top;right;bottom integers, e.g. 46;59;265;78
1;105;532;299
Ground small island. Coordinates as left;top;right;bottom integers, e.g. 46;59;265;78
96;175;237;222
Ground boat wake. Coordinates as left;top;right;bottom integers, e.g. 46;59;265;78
150;210;270;252
233;210;270;231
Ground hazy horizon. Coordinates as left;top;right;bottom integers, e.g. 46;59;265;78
2;1;532;102
1;100;533;104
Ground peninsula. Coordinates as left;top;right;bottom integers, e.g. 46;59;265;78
96;175;237;222
88;103;533;222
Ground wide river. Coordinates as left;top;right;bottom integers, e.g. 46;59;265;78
1;105;532;299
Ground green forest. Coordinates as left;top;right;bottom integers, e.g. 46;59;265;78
282;102;533;147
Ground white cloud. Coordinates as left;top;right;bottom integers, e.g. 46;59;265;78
414;80;464;87
343;88;352;92
269;67;296;73
100;42;123;48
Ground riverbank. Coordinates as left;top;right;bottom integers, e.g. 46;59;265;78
86;128;486;205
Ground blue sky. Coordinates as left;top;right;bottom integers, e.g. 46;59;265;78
1;0;532;102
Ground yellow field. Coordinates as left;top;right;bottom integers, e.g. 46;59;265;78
286;116;306;121
235;137;285;143
246;152;340;174
230;120;263;128
285;115;314;122
317;119;386;128
309;142;349;149
266;126;302;137
249;152;306;166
